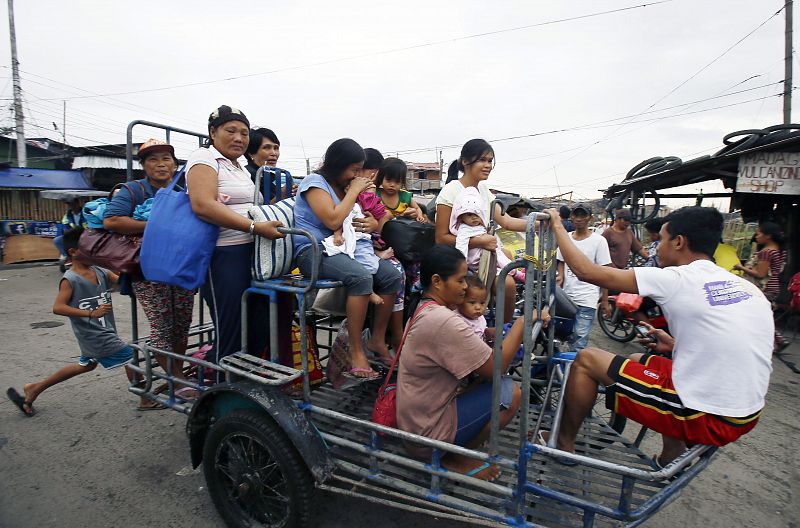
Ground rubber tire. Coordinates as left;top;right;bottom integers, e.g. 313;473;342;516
203;409;314;528
620;189;660;224
597;299;636;343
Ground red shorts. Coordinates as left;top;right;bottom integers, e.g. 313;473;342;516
605;354;761;446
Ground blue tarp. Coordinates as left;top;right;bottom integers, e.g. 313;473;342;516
0;168;92;190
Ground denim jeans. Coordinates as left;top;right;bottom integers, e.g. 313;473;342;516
53;235;66;257
295;246;402;296
569;305;597;353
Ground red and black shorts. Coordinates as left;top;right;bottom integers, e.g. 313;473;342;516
605;354;761;446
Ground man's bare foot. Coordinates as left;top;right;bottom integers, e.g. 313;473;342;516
369;293;384;305
442;455;501;482
375;248;394;260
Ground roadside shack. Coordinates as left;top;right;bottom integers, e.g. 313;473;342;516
602;124;800;293
0;168;102;263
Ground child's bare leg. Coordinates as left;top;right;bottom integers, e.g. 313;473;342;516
389;310;403;351
124;365;160;408
366;293;394;360
369;292;384;305
24;362;97;404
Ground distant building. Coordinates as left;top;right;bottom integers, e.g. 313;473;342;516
405;162;442;193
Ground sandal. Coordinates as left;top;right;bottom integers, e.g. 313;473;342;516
6;387;35;417
342;367;380;381
137;400;166;411
534;431;578;466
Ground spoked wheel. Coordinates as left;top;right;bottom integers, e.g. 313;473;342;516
592;392;626;435
203;409;314;528
597;299;636;342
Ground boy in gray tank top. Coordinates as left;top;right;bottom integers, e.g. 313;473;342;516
6;228;162;416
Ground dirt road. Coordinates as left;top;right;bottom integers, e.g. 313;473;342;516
1;264;797;527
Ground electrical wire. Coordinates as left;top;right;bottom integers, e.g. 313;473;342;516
2;1;674;101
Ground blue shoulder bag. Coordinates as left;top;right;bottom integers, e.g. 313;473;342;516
140;165;219;289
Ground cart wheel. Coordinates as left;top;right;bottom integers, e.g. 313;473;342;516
597;299;636;342
203;409;314;528
592;394;627;435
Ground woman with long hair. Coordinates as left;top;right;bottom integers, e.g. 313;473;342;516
293;138;402;379
735;221;789;351
435;139;529;321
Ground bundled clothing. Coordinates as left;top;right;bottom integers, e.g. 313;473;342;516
322;203;380;273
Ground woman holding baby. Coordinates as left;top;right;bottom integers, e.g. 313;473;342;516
434;139;529;322
293;138;402;380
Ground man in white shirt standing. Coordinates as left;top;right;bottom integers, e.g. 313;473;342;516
556;204;612;353
543;206;773;467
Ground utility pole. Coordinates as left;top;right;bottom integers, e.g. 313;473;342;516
7;0;26;167
305;158;310;175
785;0;793;124
62;100;66;145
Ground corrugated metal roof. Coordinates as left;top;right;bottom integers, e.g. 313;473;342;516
72;155;128;170
0;168;92;190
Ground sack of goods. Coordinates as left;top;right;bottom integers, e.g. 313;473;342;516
381;217;435;262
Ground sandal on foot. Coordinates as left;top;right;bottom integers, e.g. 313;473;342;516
6;387;35;417
174;387;199;401
534;431;578;466
342;367;380;381
465;462;498;480
137;401;166;411
649;455;665;471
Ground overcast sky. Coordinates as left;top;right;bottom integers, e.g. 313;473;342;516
0;0;793;207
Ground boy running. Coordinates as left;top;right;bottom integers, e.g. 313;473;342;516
6;227;160;416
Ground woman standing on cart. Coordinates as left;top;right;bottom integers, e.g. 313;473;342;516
186;106;285;367
293;138;402;380
435;139;529;322
105;139;194;382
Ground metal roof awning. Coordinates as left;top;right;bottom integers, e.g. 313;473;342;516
39;189;107;200
72;155;129;170
0;168;93;190
603;125;800;198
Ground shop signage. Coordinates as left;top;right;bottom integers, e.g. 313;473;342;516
736;152;800;195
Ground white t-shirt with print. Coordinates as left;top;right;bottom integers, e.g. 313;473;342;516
634;260;773;416
186;145;258;246
436;180;496;222
556;232;612;308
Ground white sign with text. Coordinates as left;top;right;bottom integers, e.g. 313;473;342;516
736;152;800;195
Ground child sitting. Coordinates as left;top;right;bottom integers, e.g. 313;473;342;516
449;186;513;273
375;157;428;222
323;200;387;305
454;275;489;340
5;227;160;416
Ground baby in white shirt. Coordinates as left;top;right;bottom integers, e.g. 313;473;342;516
322;202;382;304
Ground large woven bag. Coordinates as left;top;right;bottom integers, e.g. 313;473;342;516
249;197;295;280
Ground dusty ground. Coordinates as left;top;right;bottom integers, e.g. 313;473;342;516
0;263;798;527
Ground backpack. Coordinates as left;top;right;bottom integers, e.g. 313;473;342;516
789;272;800;311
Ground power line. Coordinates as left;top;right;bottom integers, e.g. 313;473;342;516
3;1;673;101
528;4;786;180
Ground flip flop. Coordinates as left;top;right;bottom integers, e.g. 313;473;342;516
464;462;501;482
362;334;394;367
649;455;665;471
342;367;380;381
174;387;199;401
6;387;35;417
534;431;578;466
137;401;166;411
